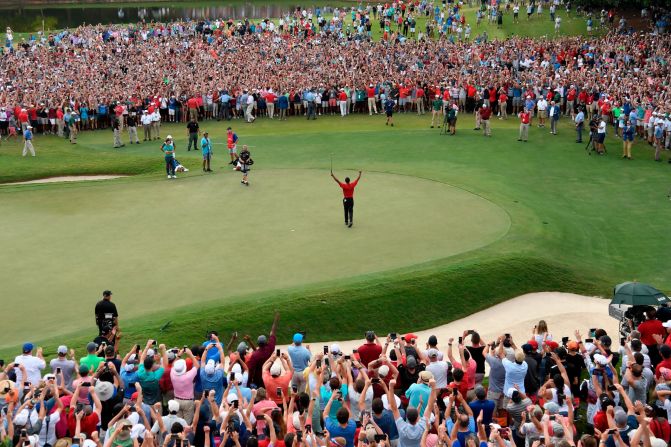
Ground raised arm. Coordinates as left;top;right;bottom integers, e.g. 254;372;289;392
270;311;280;338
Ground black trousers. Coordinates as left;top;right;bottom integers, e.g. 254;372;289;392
343;197;354;223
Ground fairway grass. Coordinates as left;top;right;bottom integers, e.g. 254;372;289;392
0;113;670;357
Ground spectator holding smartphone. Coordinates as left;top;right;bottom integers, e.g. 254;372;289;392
262;351;293;405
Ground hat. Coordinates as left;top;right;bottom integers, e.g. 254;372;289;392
419;371;433;383
543;401;560;414
428;348;439;358
659;367;671;380
173;359;187;375
124;363;136;373
168;400;179;413
475;385;486;400
526;95;531;99
270;363;282;376
14;409;29;426
146;349;156;357
330;343;341;354
226;392;239;404
79;365;90;375
86;342;97;353
552;423;565;438
506;388;520;399
26;125;33;129
614;410;627;426
651;438;668;447
662;321;671;328
521;344;534;353
378;365;390;377
167;351;176;361
166;135;173;140
545;340;559;351
57;345;68;355
435;94;440;98
43;373;56;381
95;380;115;401
130;391;139;401
127;354;137;364
593;354;609;366
293;333;304;344
567;341;579;351
527;340;538;350
204;359;216;375
404;333;418;342
0;380;16;402
406;356;418;368
258;335;268;345
237;342;248;353
23;342;34;352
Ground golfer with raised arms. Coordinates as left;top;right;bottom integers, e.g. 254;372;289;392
331;169;362;228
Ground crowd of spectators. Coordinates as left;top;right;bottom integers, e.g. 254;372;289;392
0;2;669;159
5;300;671;447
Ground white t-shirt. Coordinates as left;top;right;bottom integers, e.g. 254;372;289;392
39;409;61;447
348;384;374;419
598;121;607;134
13;354;46;385
426;361;450;389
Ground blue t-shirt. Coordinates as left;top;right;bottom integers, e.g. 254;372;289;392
201;341;224;362
23;129;33;140
287;345;311;373
201;137;211;155
320;384;349;419
200;368;227;405
325;418;357;447
469;400;495;426
373;410;399;440
405;383;431;414
120;369;139;399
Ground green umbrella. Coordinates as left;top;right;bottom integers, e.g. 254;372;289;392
612;282;670;306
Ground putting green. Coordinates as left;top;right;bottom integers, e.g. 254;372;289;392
0;169;509;346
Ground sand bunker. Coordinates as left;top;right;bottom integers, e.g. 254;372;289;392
277;292;618;352
4;175;127;185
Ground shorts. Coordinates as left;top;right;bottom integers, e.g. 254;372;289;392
386;111;393;117
203;152;211;160
49;119;56;125
449;118;456;126
169;109;175;116
539;110;547;119
229;145;237;154
329;98;337;107
597;133;605;143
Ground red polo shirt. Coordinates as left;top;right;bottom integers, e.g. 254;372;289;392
357;342;382;367
339;179;359;198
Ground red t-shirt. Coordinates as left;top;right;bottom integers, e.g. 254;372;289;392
638;320;665;346
520;112;530;124
480;108;491;120
593;411;608;433
357;342;382;367
339;179;359;198
416;88;424;98
67;409;100;438
367;87;375;98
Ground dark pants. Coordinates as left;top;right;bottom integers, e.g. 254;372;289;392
343;197;354;223
165;157;175;175
188;132;198;150
576;123;583;142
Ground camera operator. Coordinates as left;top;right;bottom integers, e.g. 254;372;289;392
95;290;119;337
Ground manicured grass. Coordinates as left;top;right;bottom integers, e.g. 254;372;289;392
0;112;669;359
0;169;509;346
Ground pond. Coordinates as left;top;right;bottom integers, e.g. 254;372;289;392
0;2;361;32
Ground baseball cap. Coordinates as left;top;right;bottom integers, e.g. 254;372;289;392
57;345;68;355
79;365;90;375
173;359;187;376
427;348;439;358
662;321;671;328
378;365;390;377
404;333;418;342
270;363;282;376
406;356;418;368
330;343;341;354
86;342;97;353
419;371;433;382
204;360;216;375
567;341;579;351
257;335;268;345
168;400;179;413
22;343;34;353
527;340;539;350
293;333;303;344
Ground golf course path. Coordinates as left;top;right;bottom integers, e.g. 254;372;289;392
277;292;620;352
5;175;127;185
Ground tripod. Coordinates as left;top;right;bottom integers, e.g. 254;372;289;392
440;112;450;135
